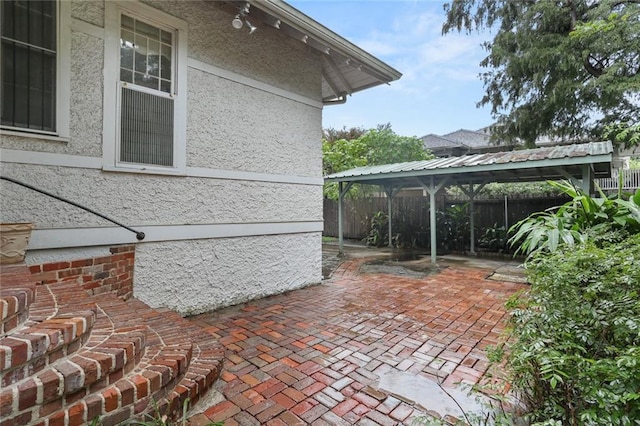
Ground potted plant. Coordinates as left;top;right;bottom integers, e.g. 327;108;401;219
1;223;35;264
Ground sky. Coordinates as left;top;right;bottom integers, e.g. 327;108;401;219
288;0;495;138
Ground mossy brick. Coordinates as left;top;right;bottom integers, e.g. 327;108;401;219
55;361;84;394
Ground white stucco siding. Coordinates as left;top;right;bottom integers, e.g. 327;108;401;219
134;232;322;316
134;0;322;100
187;68;322;176
71;0;104;28
0;164;322;229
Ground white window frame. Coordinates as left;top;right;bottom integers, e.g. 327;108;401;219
0;0;70;141
102;1;187;175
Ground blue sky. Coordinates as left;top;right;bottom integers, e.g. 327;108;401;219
288;0;495;138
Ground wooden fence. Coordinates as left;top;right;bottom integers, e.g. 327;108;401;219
323;194;570;240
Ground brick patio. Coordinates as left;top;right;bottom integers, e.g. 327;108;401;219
186;256;527;425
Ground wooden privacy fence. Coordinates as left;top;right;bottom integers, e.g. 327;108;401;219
323;194;570;240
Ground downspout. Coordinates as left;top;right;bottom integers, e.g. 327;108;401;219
323;95;347;105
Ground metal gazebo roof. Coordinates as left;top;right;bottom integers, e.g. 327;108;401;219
325;141;614;263
325;141;613;186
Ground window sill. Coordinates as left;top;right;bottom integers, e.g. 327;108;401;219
0;129;70;144
102;164;186;177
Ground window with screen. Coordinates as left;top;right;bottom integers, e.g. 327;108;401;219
1;0;56;133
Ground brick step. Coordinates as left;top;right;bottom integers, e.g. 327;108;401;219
1;265;36;337
1;308;97;387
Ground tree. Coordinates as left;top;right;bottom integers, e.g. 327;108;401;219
442;0;640;147
323;126;367;143
322;124;433;199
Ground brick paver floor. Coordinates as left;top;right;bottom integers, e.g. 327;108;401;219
186;256;527;425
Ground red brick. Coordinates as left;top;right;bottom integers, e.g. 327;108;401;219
102;387;119;412
332;398;359;417
272;392;296;410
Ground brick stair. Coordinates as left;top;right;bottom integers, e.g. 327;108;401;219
1;263;224;426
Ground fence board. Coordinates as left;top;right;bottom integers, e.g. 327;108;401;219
324;195;570;241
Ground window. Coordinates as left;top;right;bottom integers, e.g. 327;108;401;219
103;1;187;174
0;0;69;137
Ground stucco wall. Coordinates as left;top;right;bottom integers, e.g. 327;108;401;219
134;233;322;316
187;68;322;176
0;0;325;313
0;164;321;228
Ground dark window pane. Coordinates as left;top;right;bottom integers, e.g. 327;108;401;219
148;40;159;77
29;1;43;47
120;30;134;70
1;1;15;38
160;45;171;80
160;79;170;93
134;34;147;74
135;19;159;39
13;1;29;43
42;1;55;51
120;68;133;83
0;0;56;131
29;48;44;128
121;14;134;32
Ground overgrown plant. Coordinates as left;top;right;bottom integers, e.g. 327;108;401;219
493;234;640;424
508;181;640;255
364;211;389;247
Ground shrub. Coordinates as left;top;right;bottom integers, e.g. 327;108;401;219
509;182;640;256
494;233;640;424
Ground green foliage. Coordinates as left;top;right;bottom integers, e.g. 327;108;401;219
90;398;223;426
323;125;367;143
442;0;640;146
495;234;640;424
509;181;640;256
323;124;433;199
364;211;390;247
446;181;563;198
604;122;640;149
437;204;471;252
478;223;508;252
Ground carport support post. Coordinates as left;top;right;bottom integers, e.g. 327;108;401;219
416;176;449;264
337;181;353;256
458;182;487;255
384;185;396;248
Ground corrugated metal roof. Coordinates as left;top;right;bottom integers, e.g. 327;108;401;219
325;141;613;183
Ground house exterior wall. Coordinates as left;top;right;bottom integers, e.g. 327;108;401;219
0;0;324;315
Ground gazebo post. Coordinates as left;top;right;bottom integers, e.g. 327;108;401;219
458;182;487;255
384;185;394;248
416;176;450;264
337;181;353;256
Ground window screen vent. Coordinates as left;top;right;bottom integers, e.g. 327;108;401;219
120;86;173;167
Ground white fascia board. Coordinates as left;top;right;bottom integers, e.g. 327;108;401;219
252;0;401;81
29;221;324;250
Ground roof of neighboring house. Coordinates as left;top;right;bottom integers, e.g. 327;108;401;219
237;0;402;104
441;129;491;148
421;134;466;150
325;141;613;186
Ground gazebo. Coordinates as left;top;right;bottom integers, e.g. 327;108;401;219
324;141;613;263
